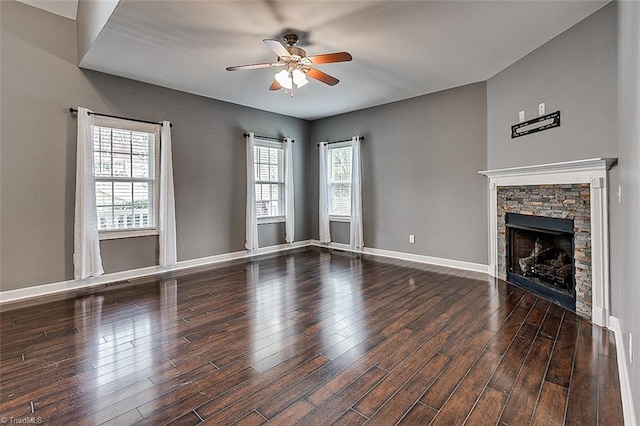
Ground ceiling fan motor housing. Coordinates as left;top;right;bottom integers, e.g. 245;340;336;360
283;33;299;46
286;46;306;60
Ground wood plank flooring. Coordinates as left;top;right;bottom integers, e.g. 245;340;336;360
0;247;624;425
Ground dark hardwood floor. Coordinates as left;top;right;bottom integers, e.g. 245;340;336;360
0;247;624;425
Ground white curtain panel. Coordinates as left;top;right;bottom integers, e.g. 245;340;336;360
284;137;295;243
350;136;364;249
318;142;331;244
159;121;177;267
73;107;104;279
245;132;259;251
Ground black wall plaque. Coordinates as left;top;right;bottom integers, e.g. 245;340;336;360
511;111;560;139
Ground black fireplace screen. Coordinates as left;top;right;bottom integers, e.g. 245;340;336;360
506;213;575;309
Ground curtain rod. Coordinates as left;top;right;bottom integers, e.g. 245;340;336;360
244;133;294;143
69;108;172;128
316;136;365;147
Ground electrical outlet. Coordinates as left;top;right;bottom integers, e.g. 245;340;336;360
630;333;634;363
538;102;545;115
409;234;415;244
519;110;525;123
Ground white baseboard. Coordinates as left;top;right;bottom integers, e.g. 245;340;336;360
0;240;490;304
0;264;163;305
0;240;312;304
609;316;637;426
310;240;490;274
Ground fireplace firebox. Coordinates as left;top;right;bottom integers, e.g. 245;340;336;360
506;213;576;311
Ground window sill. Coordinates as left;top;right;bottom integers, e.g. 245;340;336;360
99;229;159;240
329;216;351;223
258;216;285;224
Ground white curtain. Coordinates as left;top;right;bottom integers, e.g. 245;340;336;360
73;107;104;279
350;136;364;249
159;121;177;267
245;132;259;251
284;137;295;243
318;142;331;244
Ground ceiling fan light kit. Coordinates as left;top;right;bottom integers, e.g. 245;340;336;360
226;33;352;97
275;68;308;89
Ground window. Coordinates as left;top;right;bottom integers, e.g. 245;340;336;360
329;144;353;217
92;117;160;238
254;142;284;220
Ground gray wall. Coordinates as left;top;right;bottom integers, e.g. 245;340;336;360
614;0;640;420
309;82;488;265
0;1;310;292
487;2;617;169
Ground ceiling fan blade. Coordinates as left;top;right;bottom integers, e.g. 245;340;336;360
307;52;353;64
226;62;281;71
263;39;290;58
269;80;281;91
306;67;339;86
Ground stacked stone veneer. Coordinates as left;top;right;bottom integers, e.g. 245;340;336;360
497;184;592;319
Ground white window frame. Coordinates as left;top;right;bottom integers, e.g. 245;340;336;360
328;141;353;222
93;116;161;240
254;139;286;224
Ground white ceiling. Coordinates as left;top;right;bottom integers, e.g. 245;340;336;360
27;0;610;121
17;0;77;20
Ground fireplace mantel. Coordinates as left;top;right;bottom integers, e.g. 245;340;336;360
479;158;617;181
479;158;617;327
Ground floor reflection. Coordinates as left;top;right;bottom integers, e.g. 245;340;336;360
244;252;370;370
318;252;367;360
74;294;104;363
160;279;178;330
248;257;298;370
72;280;178;423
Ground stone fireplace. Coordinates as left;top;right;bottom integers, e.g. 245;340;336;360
480;158;616;326
500;186;589;315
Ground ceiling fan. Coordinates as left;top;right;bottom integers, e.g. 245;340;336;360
226;33;352;94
